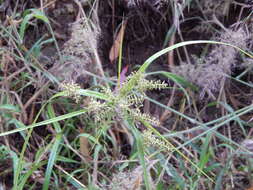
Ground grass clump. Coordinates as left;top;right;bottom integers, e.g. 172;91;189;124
1;0;253;189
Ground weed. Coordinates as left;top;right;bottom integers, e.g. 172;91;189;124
1;1;253;189
63;72;167;126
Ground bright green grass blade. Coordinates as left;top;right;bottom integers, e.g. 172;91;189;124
19;8;61;61
146;70;198;105
18;140;55;190
198;134;212;171
13;128;34;189
91;144;102;186
140;40;253;73
179;105;253;149
0;146;19;184
18;161;47;189
148;71;198;91
218;102;246;135
120;40;253;97
7;119;27;139
43;133;62;190
63;168;87;189
0;109;87;137
42;104;63;190
25;36;53;59
127;120;152;190
47;103;62;133
19;9;49;42
0;104;20;112
117;20;125;88
145;95;253;151
56;156;79;164
77;89;110;100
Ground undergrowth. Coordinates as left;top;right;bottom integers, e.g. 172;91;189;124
0;0;253;190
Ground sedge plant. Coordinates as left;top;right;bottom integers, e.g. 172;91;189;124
1;38;253;189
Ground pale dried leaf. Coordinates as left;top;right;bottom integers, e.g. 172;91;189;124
79;128;92;162
132;175;142;190
109;20;127;63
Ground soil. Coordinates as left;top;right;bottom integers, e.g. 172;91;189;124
97;0;172;74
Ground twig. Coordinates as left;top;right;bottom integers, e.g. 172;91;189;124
159;85;176;124
24;82;49;110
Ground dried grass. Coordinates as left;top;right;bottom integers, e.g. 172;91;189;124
49;17;99;83
107;162;156;190
171;27;249;98
108;167;143;190
124;0;169;9
199;0;230;18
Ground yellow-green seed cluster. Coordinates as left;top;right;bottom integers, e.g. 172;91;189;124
143;130;171;152
59;72;167;127
130;109;160;126
60;81;81;103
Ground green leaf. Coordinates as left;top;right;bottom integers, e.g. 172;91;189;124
43;133;62;190
127;120;152;190
77;89;109;100
19;9;49;42
140;40;253;73
0;104;20;112
160;71;198;91
120;40;253;97
0;109;87;137
7;119;27;139
43;104;63;190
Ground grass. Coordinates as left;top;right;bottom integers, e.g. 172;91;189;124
0;0;253;189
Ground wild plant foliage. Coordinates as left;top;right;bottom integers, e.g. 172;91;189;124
60;72;167;126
